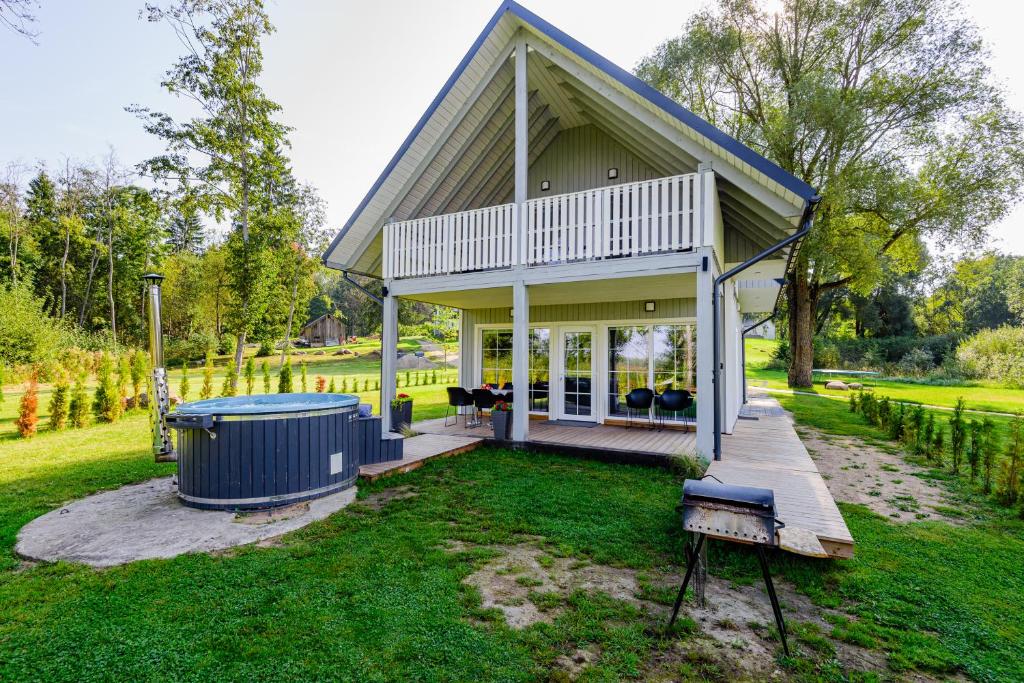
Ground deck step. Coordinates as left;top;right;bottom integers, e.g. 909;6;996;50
358;434;483;482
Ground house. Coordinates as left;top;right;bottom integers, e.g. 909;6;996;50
300;313;346;347
323;1;818;461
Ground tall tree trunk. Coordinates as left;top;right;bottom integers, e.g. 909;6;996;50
280;257;301;366
787;263;816;388
80;244;100;326
59;227;70;318
233;332;246;380
107;223;116;343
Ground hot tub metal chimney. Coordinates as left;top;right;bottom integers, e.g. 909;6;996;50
143;273;176;462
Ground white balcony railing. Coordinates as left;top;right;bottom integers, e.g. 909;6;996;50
383;173;700;279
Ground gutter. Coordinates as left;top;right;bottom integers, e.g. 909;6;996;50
712;195;820;460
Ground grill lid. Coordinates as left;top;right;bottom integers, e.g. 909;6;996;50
682;479;775;512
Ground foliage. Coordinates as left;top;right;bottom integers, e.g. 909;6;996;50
91;354;122;423
179;361;190;403
920;253;1024;335
116;354;131;404
68;376;89;428
277;356;293;394
390;393;411;409
949;398;968;474
996;415;1023;507
0;362;4;404
48;379;69;431
300;361;307;392
0;281;79;366
243;357;255;395
220;362;238;397
982;418;999;494
14;375;38;438
638;0;1024;387
261;359;271;394
314;375;326;393
200;352;214;400
327;377;336;393
956;326;1024;388
130;350;147;408
164;329;219;366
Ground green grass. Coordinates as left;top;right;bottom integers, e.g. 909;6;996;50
746;338;1024;415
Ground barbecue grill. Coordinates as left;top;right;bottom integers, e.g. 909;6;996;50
667;477;791;655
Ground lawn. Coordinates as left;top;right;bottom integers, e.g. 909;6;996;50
745;338;1024;415
1;339;1023;680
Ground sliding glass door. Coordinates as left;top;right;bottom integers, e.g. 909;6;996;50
608;323;696;421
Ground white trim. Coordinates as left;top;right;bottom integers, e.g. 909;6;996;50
473;315;697;425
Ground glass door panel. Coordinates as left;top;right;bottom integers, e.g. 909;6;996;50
561;330;593;420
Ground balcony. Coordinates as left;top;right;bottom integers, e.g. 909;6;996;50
383;172;709;279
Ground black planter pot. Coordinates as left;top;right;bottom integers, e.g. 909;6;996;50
492;410;512;440
390;401;413;433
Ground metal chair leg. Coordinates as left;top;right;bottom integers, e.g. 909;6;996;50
444;405;454;427
667;533;706;631
756;546;790;657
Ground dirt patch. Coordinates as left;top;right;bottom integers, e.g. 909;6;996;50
800;427;964;523
359;485;419;511
234;501;310;525
451;541;903;681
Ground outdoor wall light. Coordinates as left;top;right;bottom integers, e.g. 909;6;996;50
540;180;551;191
607;167;619;180
644;301;656;312
509;307;515;319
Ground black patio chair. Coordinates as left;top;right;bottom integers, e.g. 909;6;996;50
625;388;655;429
656;389;693;431
445;387;475;427
472;388;497;427
501;382;513;390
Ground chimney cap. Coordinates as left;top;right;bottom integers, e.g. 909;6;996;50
142;273;165;283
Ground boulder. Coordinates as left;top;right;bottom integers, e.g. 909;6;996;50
362;351;382;361
824;380;849;391
125;393;150;410
848;382;864;390
313;350;326;356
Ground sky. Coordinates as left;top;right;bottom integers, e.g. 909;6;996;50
1;0;1022;256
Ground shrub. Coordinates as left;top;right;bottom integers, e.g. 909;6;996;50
278;357;293;393
218;332;238;356
895;348;935;377
92;355;122;423
15;375;39;438
982;418;999;494
0;361;5;404
996;414;1023;507
179;361;191;402
221;362;238;397
165;330;218;366
923;413;936;459
967;420;982;482
887;403;905;441
328;378;336;393
200;352;214;400
49;378;69;431
244;357;256;395
932;427;945;465
957;326;1024;387
69;376;90;428
374;379;380;391
262;360;271;394
116;353;131;405
130;350;147;408
256;339;274;357
0;282;78;366
315;376;326;392
300;361;308;392
363;379;370;392
341;378;348;392
948;398;967;474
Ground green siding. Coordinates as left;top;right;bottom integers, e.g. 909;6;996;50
524;125;665;199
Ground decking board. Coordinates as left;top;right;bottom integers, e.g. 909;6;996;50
358;433;484;482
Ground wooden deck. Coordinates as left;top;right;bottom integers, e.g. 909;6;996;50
713;393;855;558
358;433;484;482
413;417;697;457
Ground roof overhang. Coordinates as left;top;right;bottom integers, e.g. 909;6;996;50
323;0;817;276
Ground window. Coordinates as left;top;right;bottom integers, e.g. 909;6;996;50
608;326;650;416
480;328;551;412
481;329;513;387
608;323;696;420
529;328;550;411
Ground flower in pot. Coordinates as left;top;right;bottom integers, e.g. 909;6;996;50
491;399;512;440
390;393;413;433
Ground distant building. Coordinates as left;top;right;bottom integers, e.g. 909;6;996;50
744;315;776;340
300;314;346;347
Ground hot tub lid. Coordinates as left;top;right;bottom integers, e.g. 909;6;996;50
174;393;360;417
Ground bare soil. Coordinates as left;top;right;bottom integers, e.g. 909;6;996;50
358;485;419;511
799;427;965;524
447;540;914;681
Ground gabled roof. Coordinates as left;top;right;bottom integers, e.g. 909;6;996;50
324;0;817;275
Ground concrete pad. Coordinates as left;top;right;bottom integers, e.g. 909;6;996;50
15;477;356;568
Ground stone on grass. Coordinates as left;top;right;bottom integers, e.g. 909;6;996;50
824;380;849;391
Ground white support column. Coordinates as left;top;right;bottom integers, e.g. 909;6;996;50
381;289;398;432
722;281;740;434
457;309;469;388
512;280;530;442
696;250;715;460
514;31;528;267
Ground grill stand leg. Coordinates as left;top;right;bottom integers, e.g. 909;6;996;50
756;546;790;657
666;533;705;632
694;535;707;608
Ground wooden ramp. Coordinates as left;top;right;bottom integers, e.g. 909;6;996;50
358;433;483;482
709;394;855;559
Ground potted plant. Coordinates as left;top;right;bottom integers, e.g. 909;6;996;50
491;399;512;440
390;393;413;432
